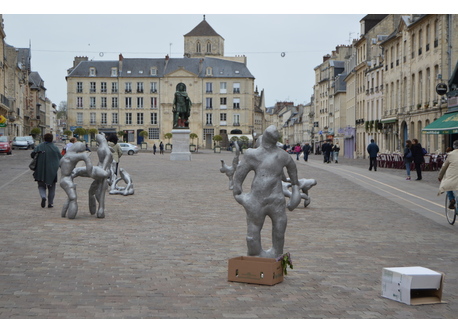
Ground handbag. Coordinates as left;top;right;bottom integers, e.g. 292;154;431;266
29;151;42;171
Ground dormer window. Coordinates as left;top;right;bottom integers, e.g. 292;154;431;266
150;67;157;76
206;67;213;76
111;68;117;76
89;67;96;76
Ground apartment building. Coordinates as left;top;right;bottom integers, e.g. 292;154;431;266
66;17;259;149
381;14;458;153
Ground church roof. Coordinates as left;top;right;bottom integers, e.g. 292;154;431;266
184;17;223;39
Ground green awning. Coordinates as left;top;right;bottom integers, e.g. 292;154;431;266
422;112;458;134
381;117;397;123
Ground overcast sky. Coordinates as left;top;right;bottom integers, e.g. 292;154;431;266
2;3;432;108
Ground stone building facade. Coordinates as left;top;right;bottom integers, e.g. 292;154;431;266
66;17;260;149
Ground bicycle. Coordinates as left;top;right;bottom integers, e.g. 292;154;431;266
445;195;456;225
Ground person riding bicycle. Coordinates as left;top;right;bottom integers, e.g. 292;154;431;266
438;140;458;209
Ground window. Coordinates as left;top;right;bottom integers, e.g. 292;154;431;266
220;113;227;126
233;83;240;93
206;113;212;125
77;112;83;125
125;82;132;93
151;97;158;109
90;112;96;125
101;82;107;93
111;68;117;76
112;82;118;93
89;67;96;76
112;113;118;125
150;82;157;93
137;112;144;125
206;82;213;93
206;97;213;109
220;97;227;109
112;97;118;108
77;97;83;108
233;98;240;109
137;97;144;109
137;82;144;93
101;97;107;108
90;97;96;108
150;112;158;125
101;112;107;125
76;82;83;93
233;114;240;126
148;128;159;140
220;82;227;93
90;82;96;93
125;97;132;109
206;67;213;76
150;67;157;76
206;42;212;53
126;112;132;125
197;42;201;53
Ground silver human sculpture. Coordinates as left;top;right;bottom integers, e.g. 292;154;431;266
220;141;240;190
232;125;301;258
109;168;134;196
71;134;112;218
60;142;94;219
282;177;317;207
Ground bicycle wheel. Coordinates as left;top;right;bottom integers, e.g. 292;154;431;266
445;196;456;225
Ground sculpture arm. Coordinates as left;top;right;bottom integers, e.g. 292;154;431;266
285;157;301;211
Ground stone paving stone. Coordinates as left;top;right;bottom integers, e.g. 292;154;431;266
0;150;457;320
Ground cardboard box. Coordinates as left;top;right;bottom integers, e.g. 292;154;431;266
228;256;284;286
381;266;444;305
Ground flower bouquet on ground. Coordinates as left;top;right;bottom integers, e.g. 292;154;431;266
276;252;293;275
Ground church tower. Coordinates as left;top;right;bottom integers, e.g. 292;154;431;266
183;15;224;58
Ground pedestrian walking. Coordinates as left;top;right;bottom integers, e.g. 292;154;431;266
403;140;413;180
293;143;302;160
31;133;62;208
107;134;123;176
367;139;379;171
322;140;332;163
159;141;164;155
153;143;157;155
411;138;425;180
332;142;340;163
302;142;311;162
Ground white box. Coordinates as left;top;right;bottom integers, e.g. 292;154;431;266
381;266;444;305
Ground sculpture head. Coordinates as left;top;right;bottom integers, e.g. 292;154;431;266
176;83;186;92
261;125;280;148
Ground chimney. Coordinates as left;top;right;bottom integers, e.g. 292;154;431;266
323;54;331;62
119;53;123;73
73;56;88;68
119;53;124;61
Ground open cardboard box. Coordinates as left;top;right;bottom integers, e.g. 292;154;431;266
381;266;444;305
228;256;283;286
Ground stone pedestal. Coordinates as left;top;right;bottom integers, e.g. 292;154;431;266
170;129;192;161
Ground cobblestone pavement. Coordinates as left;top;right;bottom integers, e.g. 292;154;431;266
0;148;457;321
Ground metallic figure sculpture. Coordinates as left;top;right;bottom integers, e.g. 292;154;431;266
60;142;93;219
232;125;301;258
109;168;134;196
282;178;317;207
71;134;112;218
220;141;240;190
172;83;192;128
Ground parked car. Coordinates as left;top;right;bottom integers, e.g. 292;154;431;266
0;136;12;155
12;136;30;149
24;136;35;149
119;143;139;155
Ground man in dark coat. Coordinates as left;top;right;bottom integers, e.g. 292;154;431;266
302;143;311;162
31;133;62;208
322;140;332;163
367;139;379;171
411;138;425;180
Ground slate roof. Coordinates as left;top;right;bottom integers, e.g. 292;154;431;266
29;71;45;90
184;18;223;39
67;56;254;79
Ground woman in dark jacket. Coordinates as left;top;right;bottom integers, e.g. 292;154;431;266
31;133;62;208
403;140;413;180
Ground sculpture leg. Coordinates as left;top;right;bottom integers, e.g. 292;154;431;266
245;208;266;257
95;179;107;218
88;180;98;215
266;211;287;258
60;179;78;219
